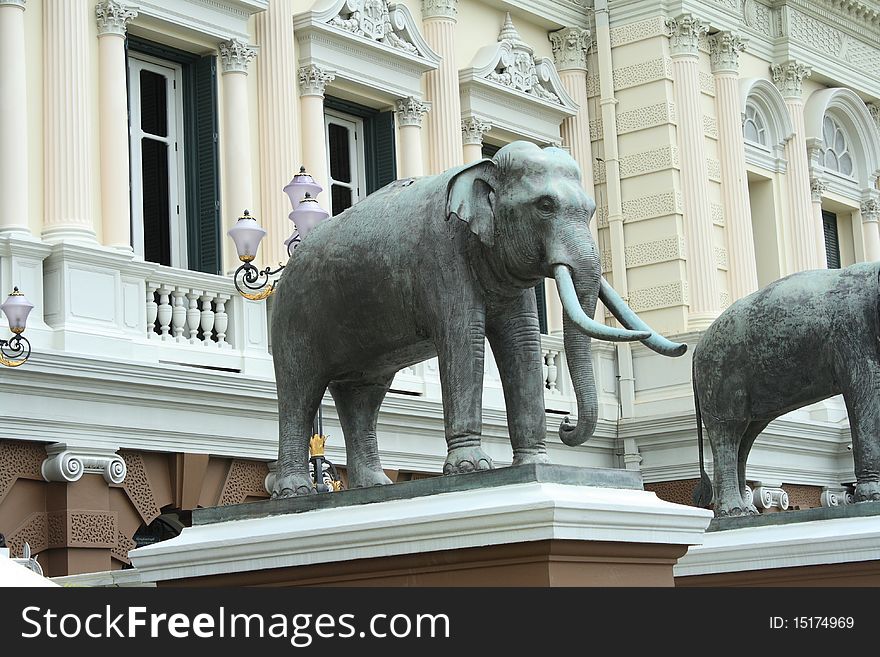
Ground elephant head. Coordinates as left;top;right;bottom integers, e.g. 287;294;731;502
446;141;686;446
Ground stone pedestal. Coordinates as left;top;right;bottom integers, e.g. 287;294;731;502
130;465;712;587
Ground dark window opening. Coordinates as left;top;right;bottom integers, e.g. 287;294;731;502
822;210;840;269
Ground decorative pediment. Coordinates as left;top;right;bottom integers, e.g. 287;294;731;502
459;13;577;145
294;0;440;101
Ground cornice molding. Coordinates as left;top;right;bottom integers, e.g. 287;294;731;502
95;0;138;37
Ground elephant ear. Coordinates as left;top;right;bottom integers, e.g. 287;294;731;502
446;159;497;247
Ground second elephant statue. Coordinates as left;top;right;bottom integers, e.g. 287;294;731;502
270;141;687;497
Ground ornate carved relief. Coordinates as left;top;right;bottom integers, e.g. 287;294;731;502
395;96;429;127
600;248;612;274
113;531;135;564
597;191;683;228
866;103;880;132
218;38;257;74
615;102;676;134
549;27;590;72
862;199;880;223
707;157;722;182
715;246;729;269
619;145;679;179
720;291;731;309
461;116;491;145
0;440;45;504
788;9;842;56
844;38;880;77
624;236;686;268
703;115;718;139
628;281;689;312
771;60;811;99
610;17;666;47
298;64;336;97
217;459;271;506
119;450;161;525
711;202;725;226
421;0;457;20
810;177;827;201
42;444;126;485
5;512;47;557
709;31;747;74
699;71;716;97
588;117;602;141
665;14;709;58
586;73;599;98
330;0;419;56
742;0;773;37
612;58;673;91
67;511;117;547
95;0;137;36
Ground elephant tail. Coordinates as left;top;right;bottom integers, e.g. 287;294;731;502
691;358;713;508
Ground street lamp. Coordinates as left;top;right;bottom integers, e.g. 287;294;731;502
0;287;33;367
228;166;330;300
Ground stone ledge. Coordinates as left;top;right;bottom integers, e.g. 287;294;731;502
709;501;880;532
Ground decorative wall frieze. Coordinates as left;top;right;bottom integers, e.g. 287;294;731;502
421;0;457;20
329;0;419;55
119;450;161;525
628;281;689;312
665;14;709;58
595;191;683;228
549;27;591;72
810;177;827;202
703;115;718;139
610;16;666;48
861;199;880;223
461;116;492;145
751;483;790;511
95;0;137;36
618;145;679;179
612;58;673;92
624;236;687;268
698;71;716;97
707;157;722;182
714;246;729;269
41;443;126;485
5;513;47;559
720;290;731;309
771;60;811;99
217;459;270;506
0;440;45;504
298;64;336;97
711;202;725;226
218;38;257;73
588;116;602;141
867;103;880;133
709;31;747;74
395;96;430;127
615;102;676;135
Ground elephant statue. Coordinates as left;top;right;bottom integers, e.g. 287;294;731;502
692;261;880;517
270;141;686;497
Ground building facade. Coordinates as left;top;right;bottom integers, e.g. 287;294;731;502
0;0;878;577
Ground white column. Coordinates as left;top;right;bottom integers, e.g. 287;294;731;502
395;97;429;179
256;0;298;263
96;0;137;250
42;0;97;242
710;31;758;302
461;117;490;164
772;60;821;273
219;39;257;272
667;14;719;327
421;0;462;173
810;177;826;266
550;26;598;333
0;0;28;234
298;64;334;207
861;199;880;262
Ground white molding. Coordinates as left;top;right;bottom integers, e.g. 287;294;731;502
674;514;880;577
131;0;266;41
294;1;439;102
41;443;127;484
473;0;590;30
129;482;712;582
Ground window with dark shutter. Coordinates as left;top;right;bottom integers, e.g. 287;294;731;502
822;210;841;269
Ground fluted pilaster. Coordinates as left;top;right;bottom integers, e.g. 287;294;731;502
421;2;462;173
710;31;758;301
256;0;298;264
772;60;821;273
43;0;96;242
667;15;719;324
0;0;28;233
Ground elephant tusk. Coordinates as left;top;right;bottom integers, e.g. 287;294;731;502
553;265;651;342
599;278;687;357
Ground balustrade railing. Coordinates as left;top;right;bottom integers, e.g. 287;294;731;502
145;281;231;348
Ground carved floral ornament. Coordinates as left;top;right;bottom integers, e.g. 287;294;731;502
421;0;457;20
95;0;137;36
329;0;420;56
549;27;591;72
708;31;747;74
395;97;430;126
862;198;880;223
665;14;709;57
298;64;336;97
219;38;258;74
461;116;492;145
770;60;812;99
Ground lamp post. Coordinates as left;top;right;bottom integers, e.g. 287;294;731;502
0;287;33;367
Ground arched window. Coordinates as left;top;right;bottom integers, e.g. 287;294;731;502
821;115;854;177
743;104;769;149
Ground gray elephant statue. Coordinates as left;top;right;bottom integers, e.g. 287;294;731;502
270;141;686;497
692;261;880;516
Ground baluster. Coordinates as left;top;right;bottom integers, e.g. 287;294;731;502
546;350;559;394
542;350;550;389
214;295;229;348
156;285;173;338
200;293;215;346
185;291;201;344
171;288;187;341
145;282;159;338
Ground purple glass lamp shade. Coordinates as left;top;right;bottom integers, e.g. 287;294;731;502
1;288;33;334
283;166;323;210
227;210;267;262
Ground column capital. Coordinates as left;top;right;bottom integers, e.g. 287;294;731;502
867;103;880;133
771;60;811;99
298;64;335;97
862;198;880;223
0;0;26;8
461;116;491;146
396;97;430;127
421;0;457;20
709;31;746;74
810;177;826;202
42;443;127;485
219;38;257;74
665;14;708;58
95;0;137;36
549;27;591;72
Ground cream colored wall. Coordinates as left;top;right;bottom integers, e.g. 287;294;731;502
747;169;782;287
24;0;42;237
455;4;553;73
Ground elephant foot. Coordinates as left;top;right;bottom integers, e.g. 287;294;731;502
714;504;759;518
511;449;551;467
271;473;315;498
443;445;494;475
854;481;880;502
348;467;393;489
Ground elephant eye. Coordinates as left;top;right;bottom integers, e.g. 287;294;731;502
536;196;556;213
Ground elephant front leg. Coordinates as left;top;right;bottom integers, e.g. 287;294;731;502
487;293;549;466
436;309;494;474
842;370;880;502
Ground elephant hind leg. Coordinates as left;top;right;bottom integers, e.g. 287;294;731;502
736;420;770;514
274;369;329;498
328;374;394;489
705;417;752;517
841;367;880;502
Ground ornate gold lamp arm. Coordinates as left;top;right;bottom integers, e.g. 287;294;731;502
232;259;286;300
0;333;31;367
